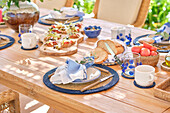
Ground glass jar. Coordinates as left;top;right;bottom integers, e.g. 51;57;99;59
3;1;40;32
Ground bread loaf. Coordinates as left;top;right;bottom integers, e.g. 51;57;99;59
97;40;124;55
91;47;108;64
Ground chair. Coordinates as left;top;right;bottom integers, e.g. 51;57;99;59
93;0;150;27
33;0;74;10
0;90;20;113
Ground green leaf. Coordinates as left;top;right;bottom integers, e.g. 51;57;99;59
80;61;86;64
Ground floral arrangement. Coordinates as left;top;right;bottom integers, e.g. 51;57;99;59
0;0;43;8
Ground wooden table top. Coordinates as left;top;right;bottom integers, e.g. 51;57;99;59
0;8;169;113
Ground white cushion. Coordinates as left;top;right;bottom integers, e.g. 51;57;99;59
36;0;67;10
97;0;142;25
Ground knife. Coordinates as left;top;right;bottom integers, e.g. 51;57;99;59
80;74;114;92
104;42;123;68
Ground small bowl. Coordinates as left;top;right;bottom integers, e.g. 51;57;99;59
84;25;102;38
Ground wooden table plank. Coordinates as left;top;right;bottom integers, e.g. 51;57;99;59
0;57;150;113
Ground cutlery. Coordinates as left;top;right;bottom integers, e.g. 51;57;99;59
93;66;109;73
104;42;123;68
0;41;12;45
80;74;114;92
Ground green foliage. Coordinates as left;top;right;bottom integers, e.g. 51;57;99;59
0;0;43;8
73;0;95;14
143;0;170;30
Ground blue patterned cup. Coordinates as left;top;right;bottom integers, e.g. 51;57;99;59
122;52;142;78
111;27;132;46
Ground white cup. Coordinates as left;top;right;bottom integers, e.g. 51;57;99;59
135;65;155;86
21;33;37;49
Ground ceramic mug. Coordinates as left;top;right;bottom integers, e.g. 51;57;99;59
21;33;37;49
135;65;155;86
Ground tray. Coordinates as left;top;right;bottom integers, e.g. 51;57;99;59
133;34;170;53
43;64;119;94
154;77;170;102
38;15;83;26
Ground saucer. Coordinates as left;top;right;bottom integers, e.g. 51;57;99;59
161;62;170;71
133;81;156;89
21;45;38;50
121;73;134;79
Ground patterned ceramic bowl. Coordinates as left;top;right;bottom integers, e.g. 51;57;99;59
84;25;102;38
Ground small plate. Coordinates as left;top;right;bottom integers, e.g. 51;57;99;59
72;67;101;84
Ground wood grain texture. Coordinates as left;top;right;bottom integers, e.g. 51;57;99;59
0;8;170;113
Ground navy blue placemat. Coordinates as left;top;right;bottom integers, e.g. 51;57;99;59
133;81;155;89
0;34;15;50
133;34;170;53
38;15;83;26
21;45;38;50
43;64;119;94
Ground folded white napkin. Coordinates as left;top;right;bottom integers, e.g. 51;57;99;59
50;59;87;84
49;10;66;19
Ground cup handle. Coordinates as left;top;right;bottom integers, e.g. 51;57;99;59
148;74;154;82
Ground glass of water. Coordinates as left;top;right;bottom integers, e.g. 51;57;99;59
18;24;32;43
121;52;141;78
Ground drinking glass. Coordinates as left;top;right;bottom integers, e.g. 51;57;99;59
121;52;141;78
111;26;132;46
18;24;32;43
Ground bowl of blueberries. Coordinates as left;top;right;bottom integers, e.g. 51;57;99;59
84;25;102;38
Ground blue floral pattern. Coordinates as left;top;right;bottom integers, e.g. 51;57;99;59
116;33;132;46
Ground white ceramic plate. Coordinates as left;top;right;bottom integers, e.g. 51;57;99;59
72;67;101;84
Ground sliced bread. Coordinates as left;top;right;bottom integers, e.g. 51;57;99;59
91;47;108;64
97;40;118;55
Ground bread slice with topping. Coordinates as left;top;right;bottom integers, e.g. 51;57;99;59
91;47;108;64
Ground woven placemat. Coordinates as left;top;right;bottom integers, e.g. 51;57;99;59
0;34;15;50
133;34;170;53
43;64;119;94
38;15;83;26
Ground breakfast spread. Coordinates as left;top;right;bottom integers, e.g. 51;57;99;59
40;22;84;55
91;39;125;64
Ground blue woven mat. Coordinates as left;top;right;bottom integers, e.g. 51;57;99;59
133;34;170;53
38;15;83;26
43;64;119;94
0;34;15;50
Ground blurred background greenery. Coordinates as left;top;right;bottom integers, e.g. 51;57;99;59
73;0;170;31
